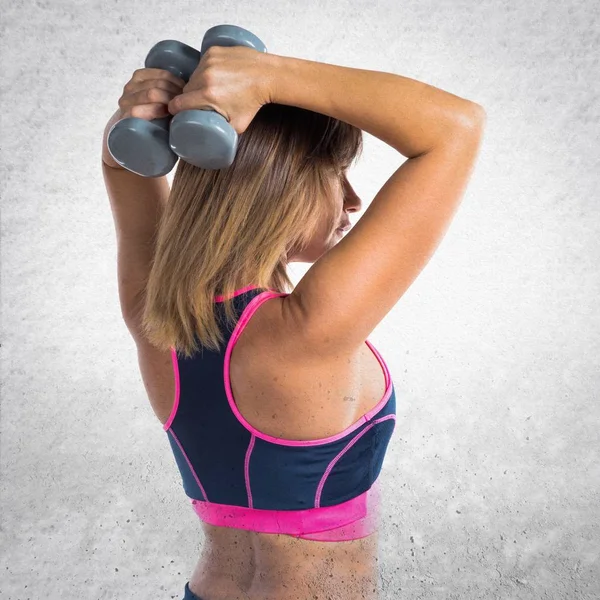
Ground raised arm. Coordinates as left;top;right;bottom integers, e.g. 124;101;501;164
264;54;486;356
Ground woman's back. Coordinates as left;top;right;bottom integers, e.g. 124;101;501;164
174;287;395;600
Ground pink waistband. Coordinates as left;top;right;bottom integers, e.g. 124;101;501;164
191;478;382;541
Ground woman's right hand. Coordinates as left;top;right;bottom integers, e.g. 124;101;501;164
102;68;187;168
117;68;186;121
167;45;274;135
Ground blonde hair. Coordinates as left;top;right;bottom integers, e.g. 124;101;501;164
140;102;363;357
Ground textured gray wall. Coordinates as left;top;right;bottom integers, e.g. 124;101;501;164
1;1;599;599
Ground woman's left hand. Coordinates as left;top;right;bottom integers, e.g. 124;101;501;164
167;45;272;135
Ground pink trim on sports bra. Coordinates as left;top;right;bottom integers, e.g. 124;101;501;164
163;284;268;431
163;349;181;431
214;284;263;302
223;290;394;447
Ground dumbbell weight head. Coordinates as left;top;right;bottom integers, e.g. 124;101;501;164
200;24;267;55
107;40;201;177
169;25;267;170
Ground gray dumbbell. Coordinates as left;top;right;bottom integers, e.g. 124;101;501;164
107;40;200;177
106;25;266;177
170;25;267;171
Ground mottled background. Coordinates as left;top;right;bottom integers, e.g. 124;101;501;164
1;0;598;598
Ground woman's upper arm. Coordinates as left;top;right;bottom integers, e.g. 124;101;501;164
284;120;486;356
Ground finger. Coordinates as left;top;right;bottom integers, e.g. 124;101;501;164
131;67;186;89
168;90;230;122
119;87;180;111
123;103;171;121
124;78;183;96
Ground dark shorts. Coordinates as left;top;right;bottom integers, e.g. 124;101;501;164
182;582;206;600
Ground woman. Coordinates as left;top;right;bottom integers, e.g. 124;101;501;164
102;43;485;600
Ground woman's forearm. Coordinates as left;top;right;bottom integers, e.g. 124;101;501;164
101;109;127;169
266;53;484;158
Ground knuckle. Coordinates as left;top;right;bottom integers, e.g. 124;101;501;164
146;87;161;103
169;95;181;112
202;74;216;92
200;63;215;82
202;85;218;105
203;46;219;58
202;69;218;90
202;47;222;67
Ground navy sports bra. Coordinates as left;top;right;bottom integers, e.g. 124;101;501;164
164;284;396;541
